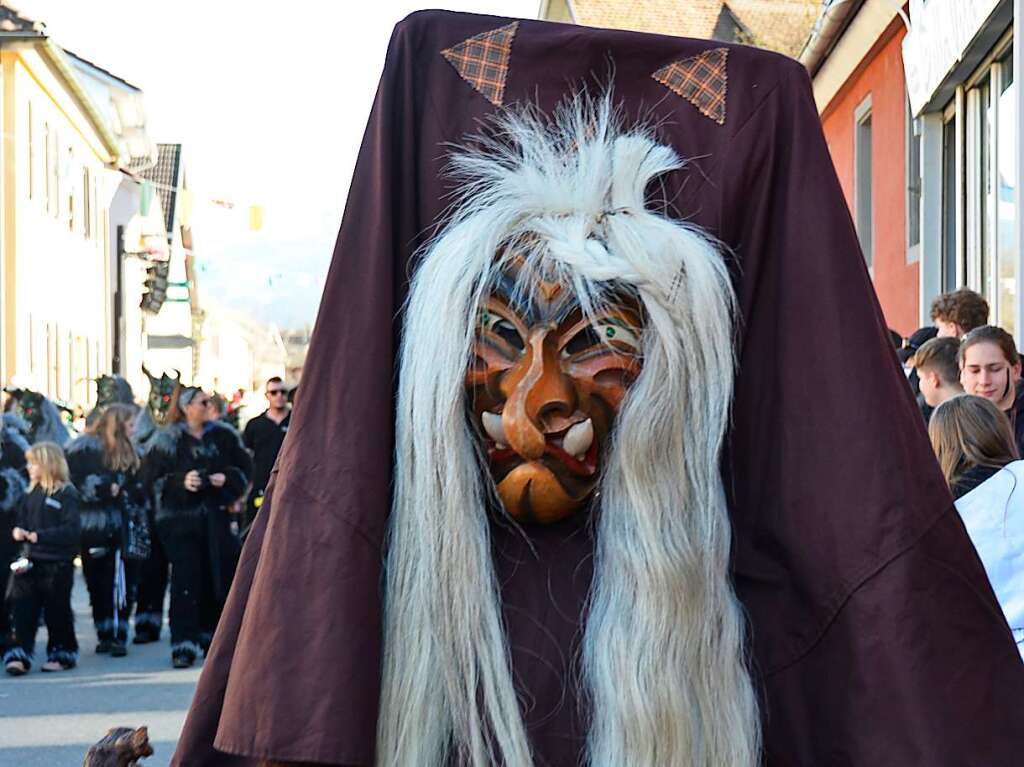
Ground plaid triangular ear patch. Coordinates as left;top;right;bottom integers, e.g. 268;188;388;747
652;47;729;125
442;22;519;107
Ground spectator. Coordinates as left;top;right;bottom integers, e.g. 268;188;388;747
929;394;1024;658
66;404;148;657
4;442;81;675
899;326;939;421
958;325;1024;455
141;387;251;668
241;377;291;531
929;395;1018;498
914;337;964;410
931;287;990;338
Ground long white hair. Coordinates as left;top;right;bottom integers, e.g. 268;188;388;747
377;93;760;767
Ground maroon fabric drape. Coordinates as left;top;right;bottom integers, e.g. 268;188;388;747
173;11;1024;767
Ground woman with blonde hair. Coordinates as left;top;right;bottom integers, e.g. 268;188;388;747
929;394;1020;498
67;403;148;656
4;442;81;675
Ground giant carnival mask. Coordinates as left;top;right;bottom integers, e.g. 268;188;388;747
465;259;643;524
142;366;182;426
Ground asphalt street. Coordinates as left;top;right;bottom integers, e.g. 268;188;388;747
0;567;198;766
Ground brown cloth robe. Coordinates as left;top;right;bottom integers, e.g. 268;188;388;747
172;11;1024;767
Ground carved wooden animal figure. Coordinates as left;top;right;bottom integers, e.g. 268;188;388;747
83;726;153;766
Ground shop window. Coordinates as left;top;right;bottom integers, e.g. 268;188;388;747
942;116;959;291
997;47;1016;336
934;31;1019;340
855;96;874;269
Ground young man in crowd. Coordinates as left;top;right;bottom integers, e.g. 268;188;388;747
914;337;964;411
959;325;1024;455
241;377;291;531
931;288;989;338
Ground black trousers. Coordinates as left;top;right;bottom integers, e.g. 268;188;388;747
134;530;168;637
82;549;135;643
163;529;220;655
5;560;77;668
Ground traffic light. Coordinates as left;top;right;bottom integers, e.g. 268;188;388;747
141;260;169;314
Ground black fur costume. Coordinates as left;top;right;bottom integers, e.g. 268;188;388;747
0;414;30;652
132;369;182;643
141;419;251;663
66;433;150;648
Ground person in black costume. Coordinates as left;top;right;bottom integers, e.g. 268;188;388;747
4;442;81;674
132;368;182;644
0;414;30;654
142;387;251;668
67;404;149;656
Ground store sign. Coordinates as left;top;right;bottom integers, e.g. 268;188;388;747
903;0;1001;115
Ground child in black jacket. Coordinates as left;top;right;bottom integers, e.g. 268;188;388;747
4;442;81;675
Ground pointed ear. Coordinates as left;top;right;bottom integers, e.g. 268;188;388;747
131;726;154;756
441;22;519;107
652;47;729;125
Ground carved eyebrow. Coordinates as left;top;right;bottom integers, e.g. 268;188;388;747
488;271;578;325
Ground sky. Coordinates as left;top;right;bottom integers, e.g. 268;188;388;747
15;0;538;329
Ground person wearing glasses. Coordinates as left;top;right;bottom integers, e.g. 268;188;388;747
241;377;291;532
141;387;252;668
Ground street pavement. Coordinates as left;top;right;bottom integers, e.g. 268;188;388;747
0;567;199;766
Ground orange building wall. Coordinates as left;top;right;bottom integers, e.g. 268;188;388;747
820;24;919;336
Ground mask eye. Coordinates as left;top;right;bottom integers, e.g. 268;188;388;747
479;310;525;351
564;318;640;356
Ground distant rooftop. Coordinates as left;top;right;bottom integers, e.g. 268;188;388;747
548;0;820;59
0;1;45;36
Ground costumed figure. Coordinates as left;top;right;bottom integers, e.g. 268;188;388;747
0;413;30;653
132;367;182;643
85;375;137;429
141;387;251;668
66;404;150;656
173;13;1024;767
3;387;72;446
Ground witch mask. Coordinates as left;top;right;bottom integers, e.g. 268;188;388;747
465;260;643;524
143;366;182;426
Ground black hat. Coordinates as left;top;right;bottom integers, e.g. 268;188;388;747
897;326;938;364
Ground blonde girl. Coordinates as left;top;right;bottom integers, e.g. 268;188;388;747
4;442;80;675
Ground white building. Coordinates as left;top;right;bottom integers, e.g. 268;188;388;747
1;7;121;406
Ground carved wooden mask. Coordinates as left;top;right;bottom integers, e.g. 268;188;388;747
464;262;643;524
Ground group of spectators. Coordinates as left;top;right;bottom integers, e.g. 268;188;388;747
897;288;1024;496
897;288;1024;656
0;376;292;674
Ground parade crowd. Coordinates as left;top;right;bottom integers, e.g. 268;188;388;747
0;375;291;674
3;288;1023;678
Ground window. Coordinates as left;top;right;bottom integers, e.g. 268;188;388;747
27;102;33;200
44;123;52;213
997;47;1016;336
855;97;874;269
66;148;75;231
83;168;91;239
942;116;959;291
907;100;922;259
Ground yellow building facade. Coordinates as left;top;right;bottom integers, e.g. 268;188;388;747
1;34;122;407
